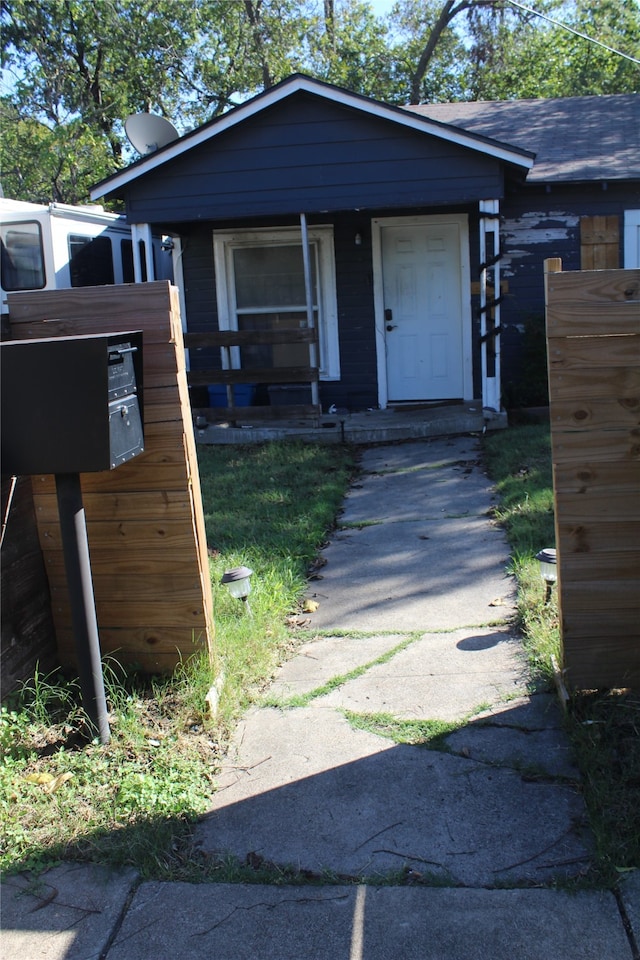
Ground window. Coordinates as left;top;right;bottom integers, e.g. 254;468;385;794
0;221;45;290
213;226;340;379
68;234;114;287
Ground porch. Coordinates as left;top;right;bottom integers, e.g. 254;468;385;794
193;400;507;445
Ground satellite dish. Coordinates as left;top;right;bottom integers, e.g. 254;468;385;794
125;113;179;155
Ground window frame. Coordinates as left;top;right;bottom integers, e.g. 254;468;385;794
213;225;340;380
0;219;46;291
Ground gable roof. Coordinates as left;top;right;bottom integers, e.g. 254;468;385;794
91;74;533;200
406;95;640;183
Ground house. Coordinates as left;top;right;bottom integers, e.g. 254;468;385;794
91;75;640;418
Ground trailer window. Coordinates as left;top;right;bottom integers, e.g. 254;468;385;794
68;234;114;287
0;221;46;290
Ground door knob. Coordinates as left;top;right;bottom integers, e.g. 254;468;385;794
386;324;397;332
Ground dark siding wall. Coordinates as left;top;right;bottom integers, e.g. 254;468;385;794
180;225;218;406
328;214;378;411
178;206;484;412
500;181;640;406
124;93;504;223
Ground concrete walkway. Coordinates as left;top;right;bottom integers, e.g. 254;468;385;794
2;436;638;959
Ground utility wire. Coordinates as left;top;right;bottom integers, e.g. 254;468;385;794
507;0;640;64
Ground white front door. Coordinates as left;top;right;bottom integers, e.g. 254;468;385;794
377;217;470;403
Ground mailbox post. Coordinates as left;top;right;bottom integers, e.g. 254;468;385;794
1;332;145;743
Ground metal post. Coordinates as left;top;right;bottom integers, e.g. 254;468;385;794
55;473;110;744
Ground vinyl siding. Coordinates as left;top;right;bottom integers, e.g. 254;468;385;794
124;93;504;224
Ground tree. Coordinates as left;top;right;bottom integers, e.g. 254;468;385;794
462;0;640;99
1;0;638;204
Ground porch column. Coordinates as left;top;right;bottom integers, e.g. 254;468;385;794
479;199;502;412
299;212;320;408
131;223;155;282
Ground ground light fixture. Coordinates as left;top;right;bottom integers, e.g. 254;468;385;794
535;548;557;603
221;565;253;615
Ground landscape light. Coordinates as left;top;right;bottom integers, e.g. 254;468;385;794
535;548;557;603
221;565;253;615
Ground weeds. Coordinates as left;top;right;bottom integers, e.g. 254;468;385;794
1;441;356;877
484;423;640;882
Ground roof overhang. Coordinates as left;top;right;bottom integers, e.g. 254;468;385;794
91;74;534;201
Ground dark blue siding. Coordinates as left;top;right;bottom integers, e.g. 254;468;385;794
500;181;640;406
125;93;504;223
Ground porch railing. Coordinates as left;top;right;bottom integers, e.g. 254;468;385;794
184;328;321;424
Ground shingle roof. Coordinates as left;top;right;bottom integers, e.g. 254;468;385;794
406;94;640;183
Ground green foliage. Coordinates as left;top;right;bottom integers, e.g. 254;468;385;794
569;690;640;874
345;710;461;749
467;0;640;100
1;440;355;876
484;423;640;882
200;441;355;726
2;0;637;203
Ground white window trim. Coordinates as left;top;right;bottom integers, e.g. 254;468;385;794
213;225;340;380
624;210;640;268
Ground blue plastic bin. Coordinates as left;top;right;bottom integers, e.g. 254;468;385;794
208;384;255;407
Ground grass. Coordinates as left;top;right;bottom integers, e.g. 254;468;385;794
483;423;640;881
0;441;356;878
2;426;638;885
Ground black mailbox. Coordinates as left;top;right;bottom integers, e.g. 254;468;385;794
1;331;144;475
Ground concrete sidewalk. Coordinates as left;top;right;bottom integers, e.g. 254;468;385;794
2;435;638;959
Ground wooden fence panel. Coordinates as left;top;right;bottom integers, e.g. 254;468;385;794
7;282;214;674
544;261;640;689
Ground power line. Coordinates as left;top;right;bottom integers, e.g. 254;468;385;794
507;0;640;64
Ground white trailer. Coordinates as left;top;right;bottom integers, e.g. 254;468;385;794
0;198;173;315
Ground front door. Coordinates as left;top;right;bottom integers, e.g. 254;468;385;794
379;218;467;402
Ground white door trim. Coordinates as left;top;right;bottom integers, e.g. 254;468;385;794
624;210;640;268
372;214;473;409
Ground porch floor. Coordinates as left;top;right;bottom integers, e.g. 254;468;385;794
194;401;507;445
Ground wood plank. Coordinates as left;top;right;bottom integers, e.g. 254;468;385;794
50;595;207;629
553;460;640;492
558;580;639;612
187;366;318;386
545;281;640;339
33;490;193;523
550;397;640;431
562;637;640;690
44;549;199;577
559;551;640;581
185;329;319;348
556;520;640;555
38;518;199;551
80;461;191;493
554;489;640;520
580;215;620;271
9;283;214;673
8;281;175;329
198;403;321;422
547;366;640;401
547;334;640;369
55;629;207;673
545;267;639;306
545;263;640;689
178;372;216;631
550;426;640;463
562;610;640;638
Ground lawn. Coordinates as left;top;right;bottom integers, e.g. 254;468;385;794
1;427;638;882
